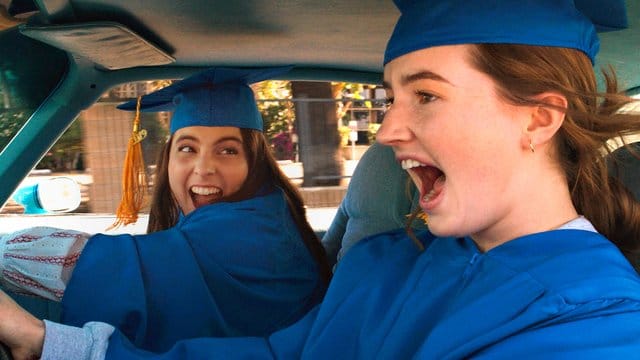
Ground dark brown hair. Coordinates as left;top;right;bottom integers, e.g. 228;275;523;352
147;128;331;283
464;43;640;269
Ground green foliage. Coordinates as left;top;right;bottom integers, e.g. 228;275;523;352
254;80;294;142
254;81;299;160
333;82;369;125
338;123;381;146
368;123;381;143
36;120;84;171
0;109;29;152
140;112;169;167
338;126;351;146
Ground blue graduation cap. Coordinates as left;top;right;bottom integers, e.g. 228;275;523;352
384;0;629;66
118;66;293;134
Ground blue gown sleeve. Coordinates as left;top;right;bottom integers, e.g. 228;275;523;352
104;307;320;359
470;300;640;358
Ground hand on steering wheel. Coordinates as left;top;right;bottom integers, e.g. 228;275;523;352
0;289;43;359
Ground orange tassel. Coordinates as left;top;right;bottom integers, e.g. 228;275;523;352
405;210;429;225
109;96;148;229
416;211;429;225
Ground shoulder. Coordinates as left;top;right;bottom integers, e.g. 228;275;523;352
195;188;285;214
176;188;303;249
487;229;640;304
336;228;436;271
181;188;288;227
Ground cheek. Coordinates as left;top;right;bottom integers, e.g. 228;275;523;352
231;164;249;189
451;122;521;199
167;159;187;194
217;159;249;193
433;106;517;179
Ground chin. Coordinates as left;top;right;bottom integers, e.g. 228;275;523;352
180;206;194;216
425;218;463;238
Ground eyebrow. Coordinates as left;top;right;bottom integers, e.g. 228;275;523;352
174;134;243;145
214;136;243;144
383;70;450;89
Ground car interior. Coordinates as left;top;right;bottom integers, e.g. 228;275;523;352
0;1;639;357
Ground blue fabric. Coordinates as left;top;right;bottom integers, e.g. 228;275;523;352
104;228;640;358
575;0;628;31
384;0;629;65
61;188;325;353
117;66;292;133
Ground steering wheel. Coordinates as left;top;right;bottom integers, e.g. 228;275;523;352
0;343;12;360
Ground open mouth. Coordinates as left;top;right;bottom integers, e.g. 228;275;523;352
190;185;223;208
401;159;445;208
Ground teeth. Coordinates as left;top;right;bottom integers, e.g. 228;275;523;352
191;186;221;195
401;159;426;170
422;189;436;202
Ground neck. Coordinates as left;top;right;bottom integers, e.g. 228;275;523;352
472;161;578;252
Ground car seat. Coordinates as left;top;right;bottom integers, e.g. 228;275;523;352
322;142;427;268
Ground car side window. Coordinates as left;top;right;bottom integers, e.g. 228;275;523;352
0;79;387;235
0;28;68;154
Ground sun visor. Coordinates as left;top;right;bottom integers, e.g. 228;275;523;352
19;21;175;70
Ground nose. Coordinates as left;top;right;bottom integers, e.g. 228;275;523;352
194;154;216;175
375;105;413;146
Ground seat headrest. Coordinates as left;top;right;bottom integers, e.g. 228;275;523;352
322;142;426;267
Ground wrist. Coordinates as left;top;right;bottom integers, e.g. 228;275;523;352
26;318;45;358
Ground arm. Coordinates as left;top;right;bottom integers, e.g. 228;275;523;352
61;191;321;351
0;227;90;301
471;307;640;358
0;289;45;360
42;306;320;360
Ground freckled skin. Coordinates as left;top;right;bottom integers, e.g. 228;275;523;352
168;126;249;216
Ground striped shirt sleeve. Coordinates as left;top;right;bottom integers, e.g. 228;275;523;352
0;227;90;301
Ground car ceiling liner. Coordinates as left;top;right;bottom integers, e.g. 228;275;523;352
19;21;175;70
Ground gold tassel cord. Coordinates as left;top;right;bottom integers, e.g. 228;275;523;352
405;210;428;251
108;96;148;230
415;211;429;225
405;210;429;226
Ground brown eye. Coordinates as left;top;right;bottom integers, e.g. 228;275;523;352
219;147;239;155
415;90;437;104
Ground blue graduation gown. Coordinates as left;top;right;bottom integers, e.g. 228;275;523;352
106;228;640;358
61;188;325;352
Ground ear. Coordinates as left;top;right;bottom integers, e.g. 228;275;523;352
521;92;568;152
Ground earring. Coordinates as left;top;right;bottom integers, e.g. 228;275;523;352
529;139;535;153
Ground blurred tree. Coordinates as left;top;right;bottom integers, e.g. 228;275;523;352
36;120;84;171
254;80;293;137
0;108;28;151
291;81;342;186
333;82;365;125
140;112;169;168
254;80;296;160
254;80;370;183
0;34;67;153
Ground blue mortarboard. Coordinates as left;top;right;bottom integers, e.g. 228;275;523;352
384;0;629;66
118;66;293;133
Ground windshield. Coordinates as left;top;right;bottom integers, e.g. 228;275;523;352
0;28;68;153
